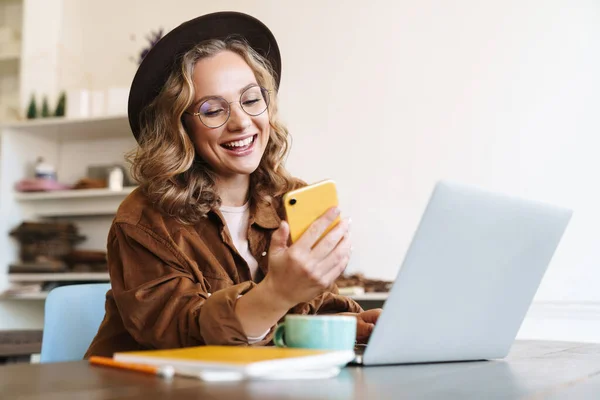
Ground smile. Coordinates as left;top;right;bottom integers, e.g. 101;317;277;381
220;134;257;155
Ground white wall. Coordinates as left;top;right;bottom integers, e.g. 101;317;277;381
19;0;64;112
27;1;600;321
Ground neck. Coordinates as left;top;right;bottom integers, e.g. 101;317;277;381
216;174;251;207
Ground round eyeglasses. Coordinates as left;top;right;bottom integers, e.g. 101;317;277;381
186;85;271;128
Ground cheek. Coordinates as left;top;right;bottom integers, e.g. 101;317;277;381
256;115;270;139
189;125;221;157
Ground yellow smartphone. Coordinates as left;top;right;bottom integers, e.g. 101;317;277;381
282;179;340;244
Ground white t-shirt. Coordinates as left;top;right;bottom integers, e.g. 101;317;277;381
220;202;268;343
219;202;259;279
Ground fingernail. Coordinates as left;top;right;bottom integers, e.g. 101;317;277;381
333;207;341;216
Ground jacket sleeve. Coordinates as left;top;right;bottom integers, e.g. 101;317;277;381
290;284;364;316
108;222;257;349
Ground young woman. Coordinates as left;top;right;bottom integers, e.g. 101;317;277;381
86;12;380;357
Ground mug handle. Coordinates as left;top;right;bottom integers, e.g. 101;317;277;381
274;323;286;347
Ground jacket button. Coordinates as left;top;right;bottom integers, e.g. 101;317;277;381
261;251;267;257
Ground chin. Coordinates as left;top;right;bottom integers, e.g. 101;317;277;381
234;162;262;176
219;156;260;176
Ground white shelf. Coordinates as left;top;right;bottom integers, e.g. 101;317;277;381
1;114;131;141
3;288;387;300
15;186;137;201
1;292;48;300
35;211;118;218
4;290;386;302
9;272;109;282
349;293;389;301
16;187;135;217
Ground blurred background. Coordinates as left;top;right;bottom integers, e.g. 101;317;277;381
0;0;599;362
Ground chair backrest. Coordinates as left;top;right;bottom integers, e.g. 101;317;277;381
40;283;110;363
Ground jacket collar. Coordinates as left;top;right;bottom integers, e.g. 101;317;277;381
210;198;281;230
250;198;281;230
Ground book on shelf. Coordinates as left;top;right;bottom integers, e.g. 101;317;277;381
9;261;67;273
113;345;356;381
338;286;365;296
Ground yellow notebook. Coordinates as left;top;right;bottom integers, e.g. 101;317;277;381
113;346;355;381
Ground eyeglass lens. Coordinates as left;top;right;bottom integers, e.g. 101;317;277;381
198;86;270;128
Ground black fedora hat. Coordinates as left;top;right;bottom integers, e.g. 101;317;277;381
128;11;281;141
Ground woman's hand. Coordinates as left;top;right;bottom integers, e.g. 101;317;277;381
262;207;352;309
354;308;383;343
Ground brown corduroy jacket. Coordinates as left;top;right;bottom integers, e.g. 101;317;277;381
85;187;362;358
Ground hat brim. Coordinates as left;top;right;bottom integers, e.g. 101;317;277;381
127;11;281;141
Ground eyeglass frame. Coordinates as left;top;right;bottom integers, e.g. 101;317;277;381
184;85;272;129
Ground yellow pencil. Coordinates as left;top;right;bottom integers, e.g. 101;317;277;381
89;356;175;378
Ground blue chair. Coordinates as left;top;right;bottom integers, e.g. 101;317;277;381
40;283;110;363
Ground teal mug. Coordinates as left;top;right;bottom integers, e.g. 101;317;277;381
274;315;357;351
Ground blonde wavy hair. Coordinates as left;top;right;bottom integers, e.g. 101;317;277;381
127;38;295;224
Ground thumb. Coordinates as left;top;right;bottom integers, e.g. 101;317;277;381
269;221;290;254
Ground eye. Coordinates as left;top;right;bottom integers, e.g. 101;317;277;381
200;99;227;117
203;108;225;117
242;98;261;106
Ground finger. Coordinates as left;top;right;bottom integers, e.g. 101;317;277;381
316;233;352;286
294;207;341;250
356;320;374;338
269;221;290;255
360;309;383;324
356;322;375;340
356;322;375;344
309;218;350;262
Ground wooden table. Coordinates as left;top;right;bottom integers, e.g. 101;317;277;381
1;341;599;399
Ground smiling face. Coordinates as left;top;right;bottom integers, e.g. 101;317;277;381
184;50;270;180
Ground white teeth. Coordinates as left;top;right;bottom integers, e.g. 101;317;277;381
223;135;254;148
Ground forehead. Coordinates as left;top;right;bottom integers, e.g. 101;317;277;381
192;50;258;98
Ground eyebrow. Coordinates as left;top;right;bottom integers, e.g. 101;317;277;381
191;83;258;109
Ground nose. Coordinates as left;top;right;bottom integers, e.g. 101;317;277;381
226;102;251;132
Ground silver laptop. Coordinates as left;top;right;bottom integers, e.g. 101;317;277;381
355;180;572;366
